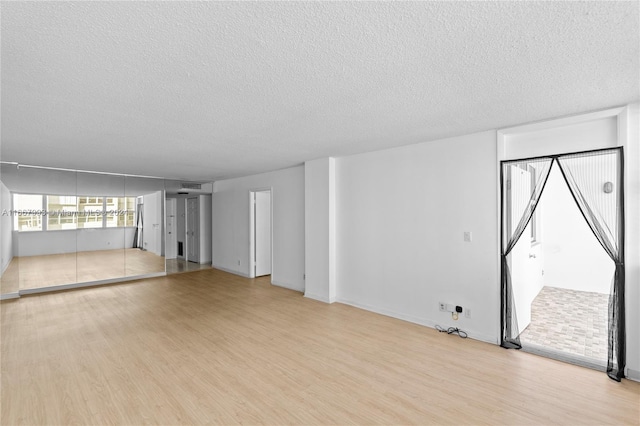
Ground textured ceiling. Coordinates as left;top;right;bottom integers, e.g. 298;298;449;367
1;1;638;181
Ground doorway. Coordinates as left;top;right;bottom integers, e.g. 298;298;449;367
250;189;272;278
513;165;613;366
500;148;625;381
186;197;199;263
165;194;213;275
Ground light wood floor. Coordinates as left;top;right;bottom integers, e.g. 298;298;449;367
165;258;213;275
1;269;638;425
0;248;165;293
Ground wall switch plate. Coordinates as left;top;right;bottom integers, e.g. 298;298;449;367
464;231;472;242
438;302;446;312
465;308;471;318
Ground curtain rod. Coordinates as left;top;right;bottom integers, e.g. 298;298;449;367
0;161;166;180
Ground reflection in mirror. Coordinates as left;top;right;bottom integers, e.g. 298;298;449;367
125;176;165;277
0;164;19;296
6;165;78;291
164;180;214;275
0;164;168;298
76;171;126;282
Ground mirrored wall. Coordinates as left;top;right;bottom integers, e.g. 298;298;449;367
0;164;166;296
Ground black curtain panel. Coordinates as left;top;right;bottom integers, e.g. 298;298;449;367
133;204;143;249
500;158;553;349
500;147;625;381
556;149;625;381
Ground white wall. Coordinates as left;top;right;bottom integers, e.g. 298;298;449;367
212;166;305;291
15;228;136;256
0;166;167;197
539;165;613;293
336;130;500;343
304;158;337;303
0;165;77;195
503;116;617;159
1;181;13;274
199;194;212;264
623;103;640;380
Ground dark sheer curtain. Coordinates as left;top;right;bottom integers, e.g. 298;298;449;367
500;147;625;381
556;149;625;381
133;204;143;249
500;158;554;349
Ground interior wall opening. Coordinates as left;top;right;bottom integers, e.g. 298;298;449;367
513;164;613;368
250;189;272;279
501;147;625;381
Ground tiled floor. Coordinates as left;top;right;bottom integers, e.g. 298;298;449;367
519;286;608;362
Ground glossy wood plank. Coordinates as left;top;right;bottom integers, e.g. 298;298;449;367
1;269;638;425
1;249;165;292
165;258;213;275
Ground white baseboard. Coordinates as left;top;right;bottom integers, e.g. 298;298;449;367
212;264;250;278
271;279;304;293
626;368;640;382
18;272;166;296
337;297;497;345
0;292;20;300
304;292;335;304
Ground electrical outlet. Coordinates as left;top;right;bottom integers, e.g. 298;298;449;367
463;231;472;242
438;302;446;312
465;308;471;318
237;260;240;265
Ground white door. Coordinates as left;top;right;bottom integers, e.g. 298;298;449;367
165;198;177;259
186;197;199;263
142;191;162;256
254;191;271;277
508;165;537;335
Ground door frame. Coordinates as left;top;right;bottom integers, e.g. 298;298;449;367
248;187;273;279
186;197;199;263
499;147;625;374
496;106;628;345
165;197;177;260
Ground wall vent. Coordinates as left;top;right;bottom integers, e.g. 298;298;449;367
180;183;202;190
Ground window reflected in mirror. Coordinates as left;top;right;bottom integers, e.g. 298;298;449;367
0;164;169;296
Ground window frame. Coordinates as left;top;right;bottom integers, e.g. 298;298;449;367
13;193;137;232
527;164;541;245
12;193;44;232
